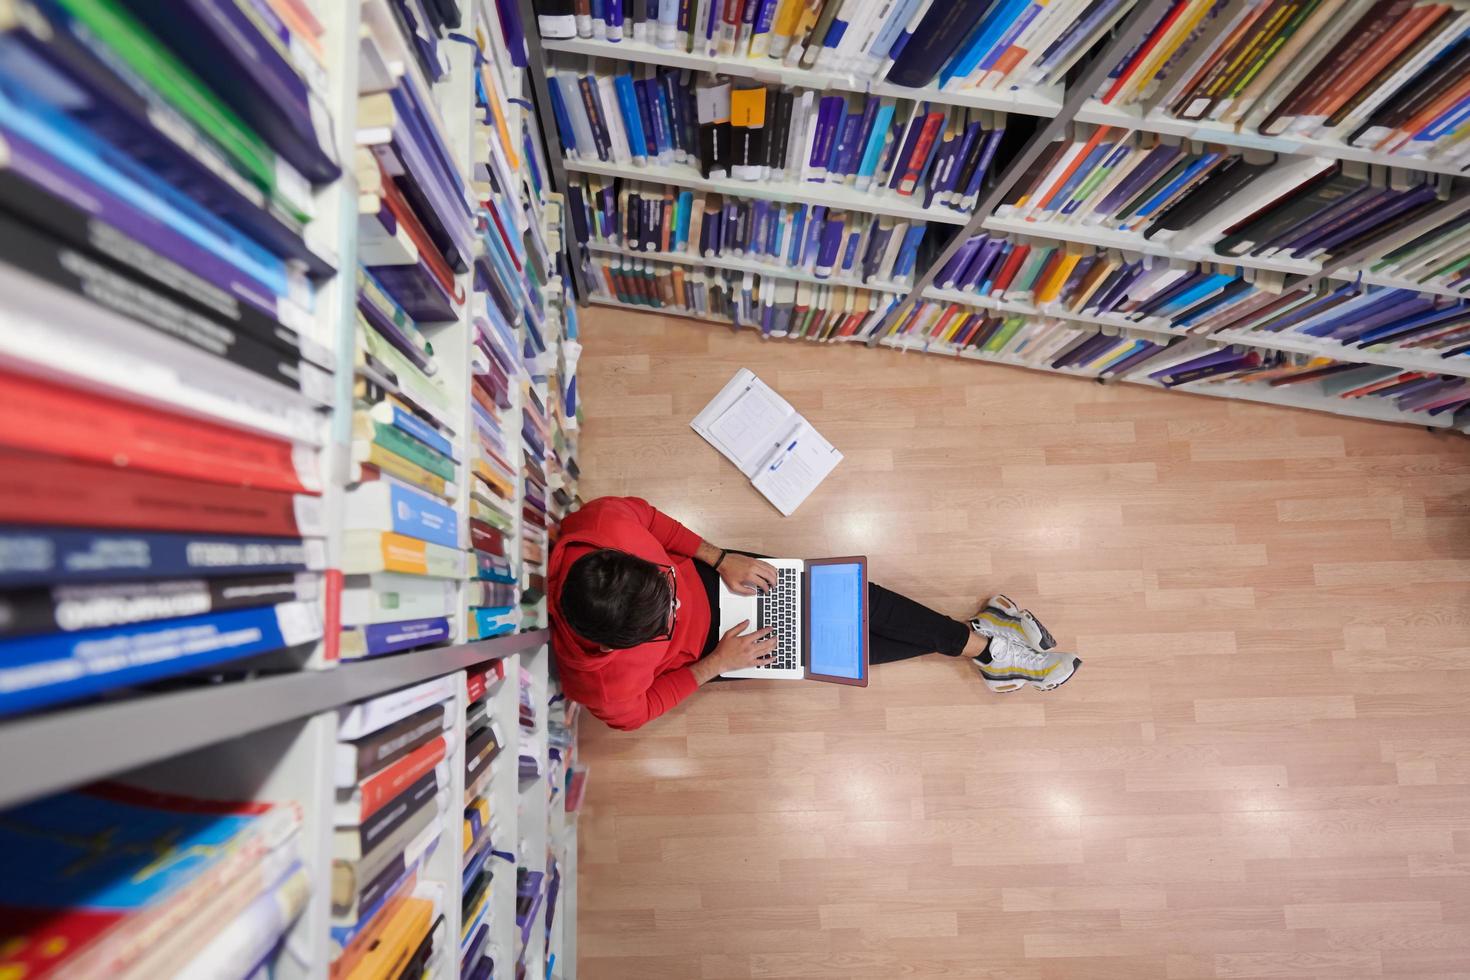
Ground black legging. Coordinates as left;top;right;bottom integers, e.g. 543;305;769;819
695;557;969;664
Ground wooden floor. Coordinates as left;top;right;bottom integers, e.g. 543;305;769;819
570;308;1470;980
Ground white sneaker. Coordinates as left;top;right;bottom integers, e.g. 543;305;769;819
970;594;1057;651
973;632;1082;693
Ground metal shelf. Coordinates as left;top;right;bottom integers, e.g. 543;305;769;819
541;36;1064;117
0;631;549;809
921;286;1185;339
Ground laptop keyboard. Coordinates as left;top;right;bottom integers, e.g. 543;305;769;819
755;567;800;670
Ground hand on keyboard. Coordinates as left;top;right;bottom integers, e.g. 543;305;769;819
754;568;801;670
707;619;779;674
718;554;779;596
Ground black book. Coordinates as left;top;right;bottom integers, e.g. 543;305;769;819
565;183;590;245
425;0;462;29
465;723;503;778
343;704;448;784
462;870;492;919
1351;37;1470;140
696;81;733;178
1113;153;1199;223
0;573;309;640
1217;168;1366;255
0;210;328;406
886;4;994;88
351;769;440;859
0;165;328;370
1144;156;1274;239
577;75;612;161
731;85;768;176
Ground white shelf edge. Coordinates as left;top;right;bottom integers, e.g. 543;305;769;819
981;215;1321;276
0;631;549;810
1210;328;1470;380
565;158;972;225
542;36;1064;116
1076;101;1470;180
1123;376;1457;429
587;242;909;293
921;286;1186;339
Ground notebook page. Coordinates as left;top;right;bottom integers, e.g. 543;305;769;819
691;370;797;477
750;421;843;517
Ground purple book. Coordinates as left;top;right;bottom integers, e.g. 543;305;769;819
1088;260;1143;313
920;130;960;208
939;237;982;287
359;295;433;372
370;258;459;323
1150;348;1245;381
1319;296;1431;341
814;214;845;276
1047;331;1100;368
938;120;983;205
1052;331;1113;369
963;238;1006;291
960;126;1006;206
1105;339;1170;376
1096;144;1183;216
1272;186;1387;255
807;97;845;181
1306;184;1441;259
886;109;929;191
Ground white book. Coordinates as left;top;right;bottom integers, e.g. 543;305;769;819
595;74;632;164
337;673;457;740
996;0;1089;91
340;572;458;627
786;90;814;180
162;843;307;980
555;71;596;160
691;368;843;516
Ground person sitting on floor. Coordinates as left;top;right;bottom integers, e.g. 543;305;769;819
547;496;1082;731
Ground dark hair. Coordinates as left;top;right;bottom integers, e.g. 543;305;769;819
560;549;671;650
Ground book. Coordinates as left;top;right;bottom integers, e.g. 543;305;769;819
336;704;452;788
337;675;459;740
0;784;302;979
340;616;453;661
689;367;843;516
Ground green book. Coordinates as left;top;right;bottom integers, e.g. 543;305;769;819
983;317;1026;354
373;423;455;481
56;0;312;221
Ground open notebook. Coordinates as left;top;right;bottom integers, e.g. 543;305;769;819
691;369;843;517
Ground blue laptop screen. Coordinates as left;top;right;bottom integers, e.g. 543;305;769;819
808;563;864;679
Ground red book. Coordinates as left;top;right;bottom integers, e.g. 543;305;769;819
0;448;323;537
0;368;319;494
356;735;447;822
470;519;505;556
1102;3;1188;104
990;244;1031;296
897;112;945;196
376;159;464;303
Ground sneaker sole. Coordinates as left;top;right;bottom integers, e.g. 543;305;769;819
1032;657;1082;692
980;594;1057;651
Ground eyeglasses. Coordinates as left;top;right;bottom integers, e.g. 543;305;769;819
644;563;679;644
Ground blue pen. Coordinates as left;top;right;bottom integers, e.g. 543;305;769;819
770;440;798;471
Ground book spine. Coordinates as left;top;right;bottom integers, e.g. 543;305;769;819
344;617;452;659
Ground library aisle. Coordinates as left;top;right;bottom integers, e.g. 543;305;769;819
570;305;1470;980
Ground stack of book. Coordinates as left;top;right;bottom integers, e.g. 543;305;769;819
0;784;308;978
517;665;542;783
520;387;554;631
884;299;1181;377
935;232;1286;334
0;0;339;716
995;128;1457;268
536;0;1130;94
1369;209;1470;296
343;4;476;663
330;676;455;978
547;56;1009;213
569;175;931;286
470;310;524;640
461;662;507;978
1205;284;1470;368
589;255;899;336
1092;0;1470;165
1137;346;1470;419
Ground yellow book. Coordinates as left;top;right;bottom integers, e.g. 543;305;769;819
1119;0;1214;105
1035;250;1083;304
472;458;515;499
352;442;451;499
344;897;434;980
342;531;467;578
1084;337;1131;371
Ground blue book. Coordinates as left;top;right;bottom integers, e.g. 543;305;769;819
674;190;694;249
655;82;679;159
807;97;844;182
855;102;897;188
382;404;456;460
815;215;845;276
801;204;826;268
893;224;928;281
1152;273;1234;316
839;227;863;274
787;205;808;265
545;79;577;155
470;606;516;638
939;0;1031;89
975;0;1044;74
632;78;659;160
0;527;323;588
0;83;292;295
342;616;451;659
1130;153;1222;223
865;0;923;64
1042;140;1114;217
831;111;867;178
612;76;649;161
0;602;320;716
352;480;459;549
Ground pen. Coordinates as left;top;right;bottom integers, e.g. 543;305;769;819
769;439;798;471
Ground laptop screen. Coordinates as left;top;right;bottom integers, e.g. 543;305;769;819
807;562;865;680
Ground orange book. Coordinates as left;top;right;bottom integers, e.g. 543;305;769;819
1304;5;1448;119
1034;127;1113;212
1035;250;1082;304
1374;69;1470;151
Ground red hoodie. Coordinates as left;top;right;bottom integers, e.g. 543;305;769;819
548;497;712;731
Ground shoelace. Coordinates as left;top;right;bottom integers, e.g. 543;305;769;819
993;633;1048;667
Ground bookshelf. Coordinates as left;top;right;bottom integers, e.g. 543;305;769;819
0;1;582;979
536;0;1470;432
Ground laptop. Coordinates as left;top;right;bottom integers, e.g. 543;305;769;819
717;556;868;685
